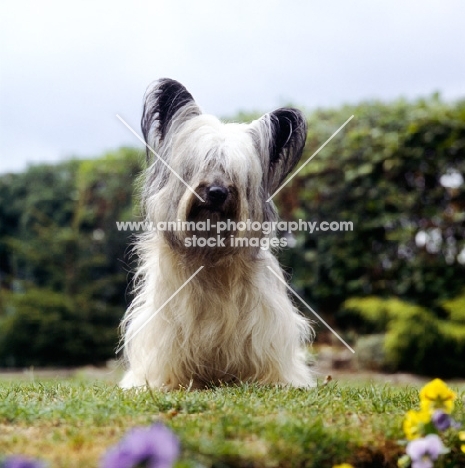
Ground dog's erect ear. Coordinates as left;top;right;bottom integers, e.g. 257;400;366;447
252;108;307;194
141;78;201;156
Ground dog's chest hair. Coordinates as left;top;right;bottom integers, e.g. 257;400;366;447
165;264;266;341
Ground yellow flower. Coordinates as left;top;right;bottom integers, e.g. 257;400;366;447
459;431;465;454
333;464;354;468
403;409;431;440
419;378;456;414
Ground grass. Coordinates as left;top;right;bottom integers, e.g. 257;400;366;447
0;376;464;468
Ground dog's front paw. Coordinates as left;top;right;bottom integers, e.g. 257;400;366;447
119;370;147;389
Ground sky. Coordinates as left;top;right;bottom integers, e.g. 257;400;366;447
1;0;464;174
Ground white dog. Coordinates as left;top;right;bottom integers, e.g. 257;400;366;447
120;79;314;389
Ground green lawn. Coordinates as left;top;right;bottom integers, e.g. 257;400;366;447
0;376;464;468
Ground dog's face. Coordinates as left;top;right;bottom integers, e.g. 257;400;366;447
141;79;307;259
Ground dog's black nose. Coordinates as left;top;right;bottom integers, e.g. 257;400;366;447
207;186;228;205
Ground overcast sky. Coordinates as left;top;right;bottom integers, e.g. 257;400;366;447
1;0;464;174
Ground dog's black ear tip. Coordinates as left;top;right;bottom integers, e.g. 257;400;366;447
260;106;307;189
270;108;308;131
155;77;184;89
268;108;307;157
157;77;178;84
144;78;187;98
272;107;304;116
142;78;199;145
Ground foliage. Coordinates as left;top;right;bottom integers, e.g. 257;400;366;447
278;96;465;314
344;296;465;377
0;288;119;367
0;148;142;366
441;290;465;323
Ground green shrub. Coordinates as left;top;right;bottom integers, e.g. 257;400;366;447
442;290;465;323
280;97;465;314
342;296;423;333
344;296;465;377
0;288;119;367
384;304;441;375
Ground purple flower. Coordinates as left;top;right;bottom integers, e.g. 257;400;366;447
432;410;462;432
3;457;46;468
432;410;452;431
100;423;180;468
406;434;446;468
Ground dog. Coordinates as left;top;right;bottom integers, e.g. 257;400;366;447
120;78;314;389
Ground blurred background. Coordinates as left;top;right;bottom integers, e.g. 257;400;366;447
0;1;464;377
